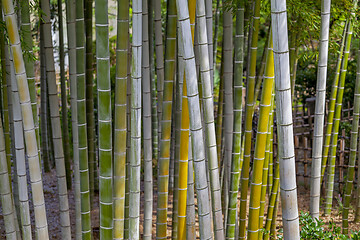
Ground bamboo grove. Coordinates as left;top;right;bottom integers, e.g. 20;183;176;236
1;0;360;239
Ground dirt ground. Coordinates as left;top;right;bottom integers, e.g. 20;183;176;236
1;169;360;239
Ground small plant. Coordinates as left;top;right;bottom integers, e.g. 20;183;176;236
274;212;360;239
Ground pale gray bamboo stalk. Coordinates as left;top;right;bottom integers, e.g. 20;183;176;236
65;0;81;238
196;0;224;238
154;0;164;144
142;0;153;238
271;0;300;238
129;0;142;238
176;1;213;238
186;135;196;240
9;47;32;239
0;112;17;240
222;4;233;226
2;1;49;238
310;0;331;219
41;0;71;237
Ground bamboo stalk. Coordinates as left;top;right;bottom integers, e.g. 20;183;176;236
271;0;300;237
342;41;360;234
225;0;244;238
310;0;331;219
114;0;129;238
95;0;113;237
177;0;214;238
325;20;354;216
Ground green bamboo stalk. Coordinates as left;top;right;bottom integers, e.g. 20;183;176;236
85;0;97;195
325;20;354;216
239;0;261;238
321;22;348;183
58;0;72;190
270;190;280;239
254;26;271;103
148;0;158;161
356;139;360;222
310;0;331;219
271;0;300;237
289;29;298;101
96;0;113;237
154;0;164;149
215;74;224;165
205;0;214;88
76;0;92;238
65;0;81;238
225;0;244;238
263;146;279;240
342;42;360;235
142;0;153;237
156;0;177;237
2;0;49;237
177;0;214;238
213;0;220;70
114;0;129;238
40;26;50;174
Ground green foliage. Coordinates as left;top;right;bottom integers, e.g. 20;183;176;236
274;212;360;239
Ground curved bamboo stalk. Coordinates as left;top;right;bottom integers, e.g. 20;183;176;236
320;22;347;182
225;0;244;238
76;0;92;238
20;0;40;159
196;0;224;238
177;1;214;238
95;0;113;237
41;0;72;237
155;0;177;237
114;0;129;238
239;0;261;237
248;39;274;239
325;20;354;216
65;0;81;238
142;0;153;237
2;0;49;238
342;43;360;234
310;0;331;219
271;0;300;238
9;46;32;239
